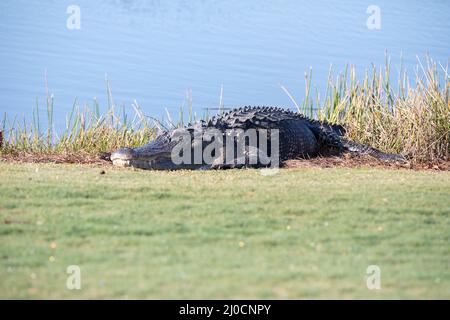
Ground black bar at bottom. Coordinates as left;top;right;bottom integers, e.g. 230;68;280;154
0;300;446;318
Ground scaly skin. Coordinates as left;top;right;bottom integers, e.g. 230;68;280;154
110;106;405;170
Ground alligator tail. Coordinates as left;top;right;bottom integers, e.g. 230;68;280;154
340;139;406;161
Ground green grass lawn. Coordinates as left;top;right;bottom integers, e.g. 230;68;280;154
0;162;449;299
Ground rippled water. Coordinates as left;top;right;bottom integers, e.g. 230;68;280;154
0;0;449;123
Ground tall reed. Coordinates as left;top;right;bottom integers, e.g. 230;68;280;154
290;56;449;161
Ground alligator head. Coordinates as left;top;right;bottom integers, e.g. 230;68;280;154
110;129;208;170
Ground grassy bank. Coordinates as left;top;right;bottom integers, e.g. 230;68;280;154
0;163;449;299
1;57;449;163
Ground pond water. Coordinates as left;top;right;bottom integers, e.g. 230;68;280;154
0;0;449;125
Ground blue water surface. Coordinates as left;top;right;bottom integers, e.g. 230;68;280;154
0;0;449;124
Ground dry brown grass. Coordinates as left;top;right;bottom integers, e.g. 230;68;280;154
0;151;110;166
2;151;449;171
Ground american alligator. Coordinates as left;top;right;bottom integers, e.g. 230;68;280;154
110;106;405;170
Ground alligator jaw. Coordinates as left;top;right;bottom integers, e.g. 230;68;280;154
111;156;167;169
112;158;158;169
111;147;134;167
111;158;132;167
110;147;156;169
110;147;179;170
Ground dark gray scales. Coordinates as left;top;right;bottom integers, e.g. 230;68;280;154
110;106;405;170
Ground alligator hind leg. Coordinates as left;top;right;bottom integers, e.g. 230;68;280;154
314;125;406;161
279;120;320;160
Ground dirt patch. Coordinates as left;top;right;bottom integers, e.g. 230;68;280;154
283;153;450;171
1;151;449;171
0;151;112;166
4;219;31;225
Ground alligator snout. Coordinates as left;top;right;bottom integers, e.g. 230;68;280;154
110;147;135;166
